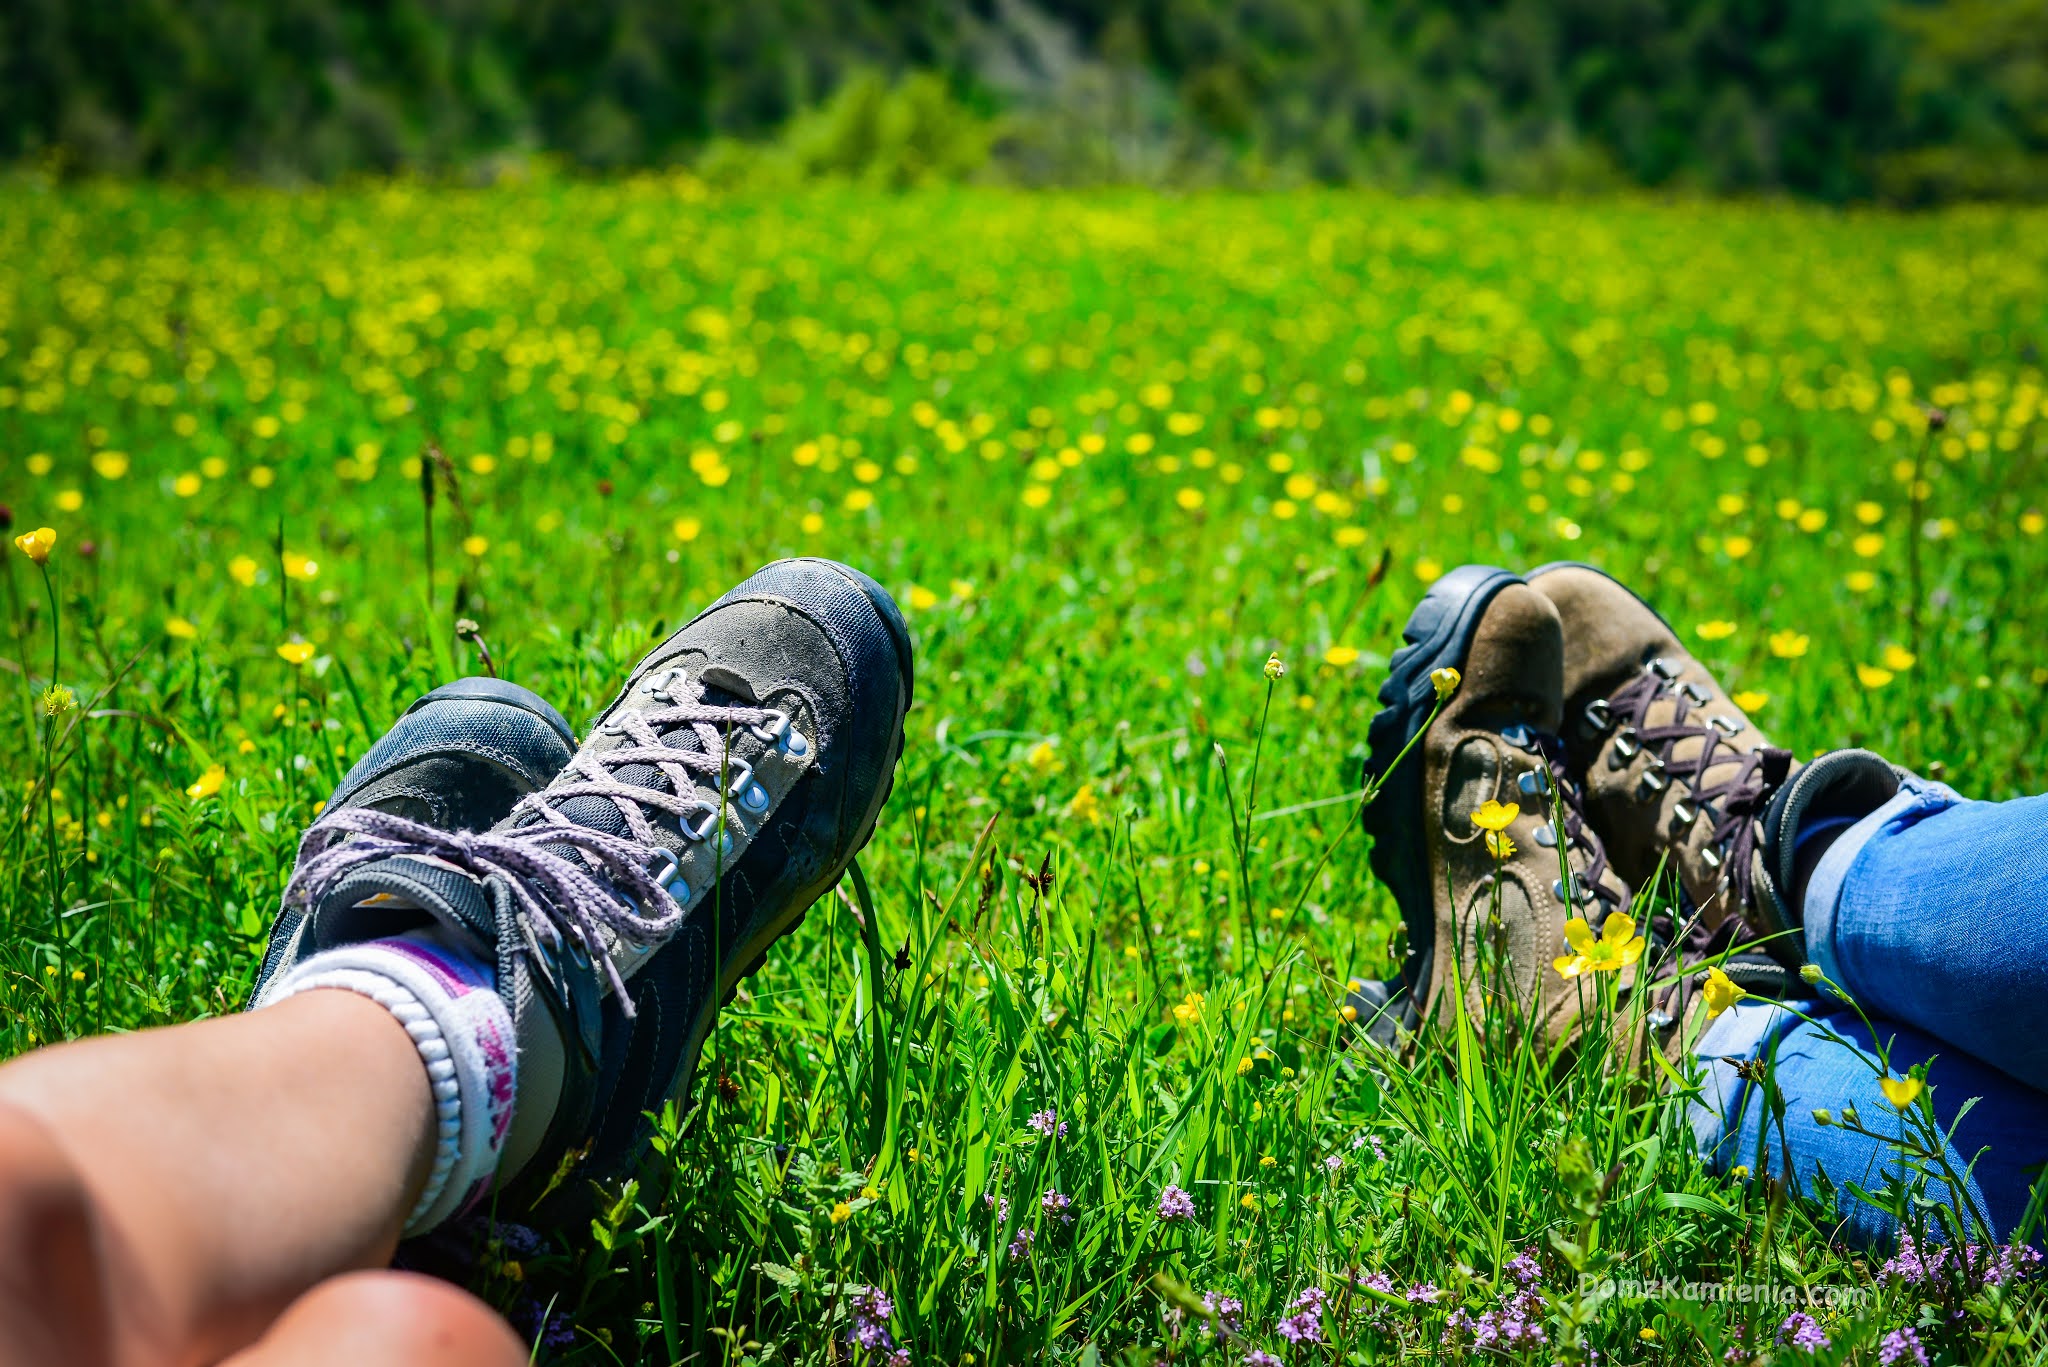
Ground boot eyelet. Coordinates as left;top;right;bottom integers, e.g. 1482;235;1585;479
1710;714;1743;735
1584;698;1612;730
1673;797;1699;825
1613;729;1640;760
1700;845;1724;869
1648;657;1680;680
1499;722;1539;752
1681;681;1713;706
1533;826;1558;848
1517;768;1550;797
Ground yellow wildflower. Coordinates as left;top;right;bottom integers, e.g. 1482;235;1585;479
1732;690;1770;712
1696;620;1737;641
283;552;319;580
165;617;199;640
13;527;56;565
1702;966;1745;1018
1879;1075;1924;1109
672;516;702;542
1172;991;1205;1027
229;555;260;587
1471;799;1519;833
1553;912;1645;977
1025;739;1061;774
1856;664;1894;689
1768;630;1809;659
1484;829;1516;861
907;585;939;611
1323;645;1360;667
277;641;316;665
461;536;488;558
1431;666;1461;700
186;765;226;800
1881;644;1916;672
830;1202;853;1224
1066;783;1102;825
1176;487;1205;511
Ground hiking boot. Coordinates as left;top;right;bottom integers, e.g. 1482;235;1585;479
1527;562;1812;988
1360;565;1631;1044
253;676;578;992
260;558;912;1224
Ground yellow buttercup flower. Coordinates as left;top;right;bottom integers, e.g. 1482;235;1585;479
1431;666;1461;701
672;516;702;542
1696;620;1737;641
13;527;56;565
1732;689;1769;712
1323;645;1360;667
1881;644;1916;672
1856;664;1894;689
907;585;939;611
1471;799;1519;833
229;555;260;587
830;1201;853;1224
1768;630;1809;659
1879;1075;1924;1109
461;536;489;558
185;765;226;800
277;641;316;665
1553;912;1645;977
1702;966;1745;1018
165;617;199;640
1484;829;1516;861
283;551;319;580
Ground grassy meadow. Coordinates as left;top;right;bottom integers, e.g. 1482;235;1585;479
2;181;2046;1364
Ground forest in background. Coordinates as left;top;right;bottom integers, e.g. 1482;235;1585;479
3;0;2045;201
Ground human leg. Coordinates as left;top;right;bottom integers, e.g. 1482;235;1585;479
0;989;440;1366
218;1272;525;1367
1690;1000;2048;1248
1803;785;2048;1092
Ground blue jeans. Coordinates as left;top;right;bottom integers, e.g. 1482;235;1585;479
1690;777;2048;1246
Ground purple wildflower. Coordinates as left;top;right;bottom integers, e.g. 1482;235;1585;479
1323;1154;1343;1174
1775;1311;1830;1353
1243;1353;1281;1367
1405;1282;1442;1303
1879;1327;1928;1367
1157;1184;1197;1221
1027;1107;1068;1138
983;1192;1009;1225
847;1286;897;1353
1503;1248;1543;1287
1007;1226;1034;1260
1040;1188;1074;1223
1880;1232;1942;1288
886;1352;911;1367
508;1297;577;1349
1202;1292;1245;1334
1276;1286;1327;1345
1355;1271;1394;1295
1978;1240;2042;1287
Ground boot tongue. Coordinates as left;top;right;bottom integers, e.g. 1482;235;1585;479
312;853;497;951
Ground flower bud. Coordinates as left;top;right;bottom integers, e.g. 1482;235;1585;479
1799;963;1823;984
1263;652;1285;681
1811;1108;1833;1127
1431;666;1461;701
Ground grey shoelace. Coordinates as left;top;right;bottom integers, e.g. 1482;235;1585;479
286;680;790;1012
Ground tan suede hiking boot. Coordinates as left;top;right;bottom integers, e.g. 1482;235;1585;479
1359;565;1631;1045
1526;562;1802;993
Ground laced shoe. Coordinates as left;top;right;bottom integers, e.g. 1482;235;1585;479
257;558;912;1224
1359;565;1631;1045
1526;562;1802;992
253;676;578;991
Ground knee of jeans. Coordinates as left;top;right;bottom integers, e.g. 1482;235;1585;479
0;1100;113;1367
266;1271;526;1366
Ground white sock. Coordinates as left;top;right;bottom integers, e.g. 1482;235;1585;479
258;926;516;1236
